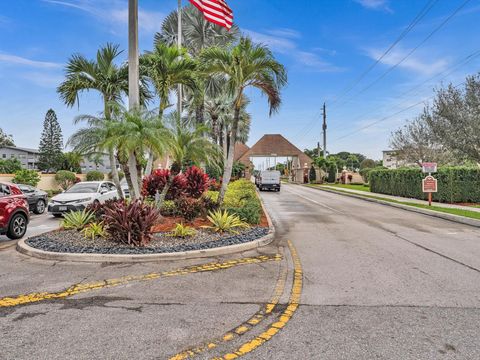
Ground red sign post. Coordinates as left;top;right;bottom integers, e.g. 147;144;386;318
422;175;437;206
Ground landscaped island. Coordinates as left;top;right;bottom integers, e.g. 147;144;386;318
26;171;270;255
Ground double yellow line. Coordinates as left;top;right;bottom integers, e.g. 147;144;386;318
0;254;282;308
171;240;303;360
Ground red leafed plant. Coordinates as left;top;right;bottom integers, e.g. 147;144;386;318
184;166;210;198
174;196;202;222
103;200;160;247
142;169;187;200
208;178;221;191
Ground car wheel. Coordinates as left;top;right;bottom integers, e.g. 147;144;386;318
34;199;46;214
6;213;27;240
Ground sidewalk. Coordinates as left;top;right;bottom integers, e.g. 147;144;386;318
316;185;480;214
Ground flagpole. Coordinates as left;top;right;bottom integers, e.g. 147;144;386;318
177;0;183;115
128;0;139;109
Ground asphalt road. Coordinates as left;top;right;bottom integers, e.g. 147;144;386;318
1;183;479;359
0;213;60;246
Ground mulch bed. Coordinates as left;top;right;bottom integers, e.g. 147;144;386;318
25;226;270;255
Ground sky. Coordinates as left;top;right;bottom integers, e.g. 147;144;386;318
1;0;480;160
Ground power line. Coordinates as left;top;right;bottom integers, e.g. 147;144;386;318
329;0;440;107
335;0;473;109
333;80;466;142
328;47;480;135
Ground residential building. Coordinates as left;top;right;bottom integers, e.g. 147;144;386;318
80;154;112;174
0;146;39;170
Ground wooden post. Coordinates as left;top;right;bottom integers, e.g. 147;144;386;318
428;192;432;206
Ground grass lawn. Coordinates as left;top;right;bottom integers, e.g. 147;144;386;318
308;183;371;192
312;186;480;221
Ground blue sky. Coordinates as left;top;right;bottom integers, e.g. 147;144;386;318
1;0;479;159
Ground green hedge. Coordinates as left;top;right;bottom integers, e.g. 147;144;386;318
369;167;480;203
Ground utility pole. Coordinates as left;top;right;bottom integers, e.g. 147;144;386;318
128;0;139;109
317;141;320;158
322;102;327;158
177;0;183;115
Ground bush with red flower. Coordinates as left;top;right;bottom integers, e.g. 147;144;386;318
184;166;210;198
142;169;187;200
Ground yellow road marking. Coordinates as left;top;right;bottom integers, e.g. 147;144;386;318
216;240;303;359
0;254;282;308
169;261;288;360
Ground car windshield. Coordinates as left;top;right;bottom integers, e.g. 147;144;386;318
65;183;99;194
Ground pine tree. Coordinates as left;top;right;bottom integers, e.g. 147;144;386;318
0;128;14;147
38;109;64;172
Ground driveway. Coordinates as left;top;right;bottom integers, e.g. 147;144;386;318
0;183;479;359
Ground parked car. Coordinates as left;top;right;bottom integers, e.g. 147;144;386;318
0;182;30;239
48;181;119;217
258;170;281;192
17;184;48;214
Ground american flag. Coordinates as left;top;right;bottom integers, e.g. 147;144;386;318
189;0;233;30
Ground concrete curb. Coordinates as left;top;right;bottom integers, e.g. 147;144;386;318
16;193;276;263
306;185;480;228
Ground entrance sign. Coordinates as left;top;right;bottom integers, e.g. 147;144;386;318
422;162;437;173
422;176;437;193
422;175;437;206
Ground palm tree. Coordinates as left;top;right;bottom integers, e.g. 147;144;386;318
155;4;239;57
155;4;240;124
201;37;287;204
106;106;168;199
140;43;197;175
57;43;150;195
157;112;222;205
67;114;124;198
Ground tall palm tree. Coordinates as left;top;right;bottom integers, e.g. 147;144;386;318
106;106;168;199
57;43;150;195
140;43;197;175
200;37;287;204
155;4;240;124
156;4;239;57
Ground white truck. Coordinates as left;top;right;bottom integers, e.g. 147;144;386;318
258;170;281;192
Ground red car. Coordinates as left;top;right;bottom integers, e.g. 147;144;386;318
0;182;29;240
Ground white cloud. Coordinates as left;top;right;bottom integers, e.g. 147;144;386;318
0;53;62;69
243;29;343;72
42;0;165;35
20;72;64;88
366;47;449;76
354;0;392;13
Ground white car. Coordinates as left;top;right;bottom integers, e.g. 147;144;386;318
48;181;119;217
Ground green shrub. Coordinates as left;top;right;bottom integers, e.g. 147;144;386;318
174;197;202;222
0;158;22;173
167;223;196;238
226;202;262;225
369;166;480;203
55;170;76;190
12;169;41;187
204;209;249;234
204;191;219;203
61;210;95;231
86;170;104;181
160;200;177;216
82;222;107;240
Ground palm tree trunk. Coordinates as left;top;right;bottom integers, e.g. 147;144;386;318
128;150;141;199
109;149;124;199
211;114;218;144
156;174;173;207
145;105;166;176
218;107;240;205
145;150;154;176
